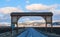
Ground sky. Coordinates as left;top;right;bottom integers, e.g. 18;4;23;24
0;0;60;25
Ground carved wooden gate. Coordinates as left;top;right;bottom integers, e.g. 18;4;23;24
10;12;53;34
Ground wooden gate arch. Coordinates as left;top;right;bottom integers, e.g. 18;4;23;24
10;12;53;34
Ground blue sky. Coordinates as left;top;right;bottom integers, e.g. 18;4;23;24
0;0;60;24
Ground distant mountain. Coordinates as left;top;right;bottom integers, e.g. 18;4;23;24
53;22;60;25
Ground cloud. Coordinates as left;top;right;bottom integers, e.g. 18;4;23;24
18;17;31;23
22;18;31;22
0;7;23;14
0;15;10;20
25;19;45;23
53;20;60;22
26;4;58;11
0;22;11;26
50;9;60;15
26;4;60;15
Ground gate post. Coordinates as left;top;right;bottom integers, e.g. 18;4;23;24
11;23;15;36
51;16;53;32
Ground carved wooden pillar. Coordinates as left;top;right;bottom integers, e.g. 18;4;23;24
16;16;18;34
16;23;18;34
45;17;47;32
11;16;16;36
16;16;20;34
16;16;21;34
42;16;47;32
45;16;53;32
51;16;53;32
11;16;19;36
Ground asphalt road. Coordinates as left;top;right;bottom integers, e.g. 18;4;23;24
17;28;47;37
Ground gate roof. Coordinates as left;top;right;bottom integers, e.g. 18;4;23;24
11;12;53;16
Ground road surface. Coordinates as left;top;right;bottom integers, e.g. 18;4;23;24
17;28;47;37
